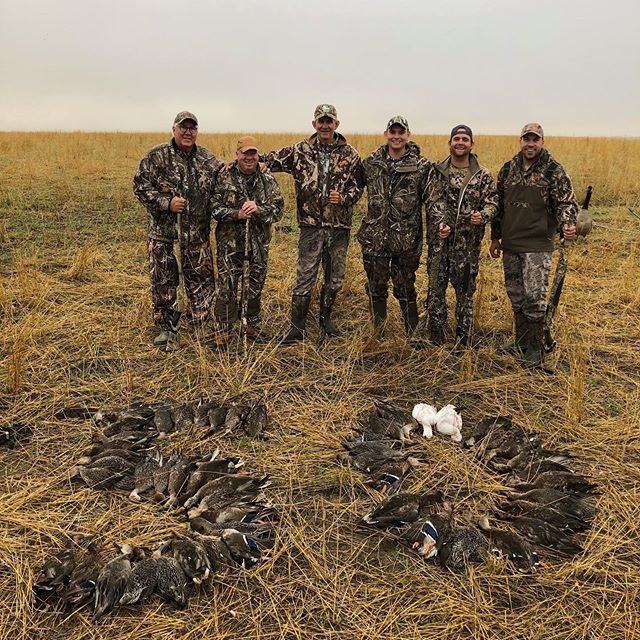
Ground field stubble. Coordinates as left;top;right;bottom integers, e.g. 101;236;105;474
0;132;639;639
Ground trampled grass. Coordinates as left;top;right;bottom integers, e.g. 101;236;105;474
0;132;639;639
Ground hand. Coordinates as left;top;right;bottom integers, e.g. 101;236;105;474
259;162;270;174
170;196;186;214
220;162;233;175
470;210;483;225
489;239;502;258
241;200;258;216
562;224;577;240
438;223;451;239
329;190;342;205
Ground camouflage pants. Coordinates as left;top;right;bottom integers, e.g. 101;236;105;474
362;253;420;304
147;238;215;329
292;226;350;298
214;244;268;329
426;237;480;338
503;250;552;322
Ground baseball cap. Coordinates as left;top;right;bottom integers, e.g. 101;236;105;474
450;124;473;140
237;135;259;152
174;111;198;126
386;115;409;131
520;122;544;138
314;104;338;121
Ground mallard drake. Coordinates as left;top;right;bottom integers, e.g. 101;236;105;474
438;525;488;571
496;500;589;532
401;509;452;558
511;471;597;495
189;532;236;574
93;544;135;620
119;556;158;606
366;459;418;495
496;512;584;555
362;491;444;527
477;516;539;574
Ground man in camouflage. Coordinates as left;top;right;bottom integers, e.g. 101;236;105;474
261;104;365;343
133;111;222;346
426;125;498;346
211;136;284;345
490;123;577;366
357;116;438;336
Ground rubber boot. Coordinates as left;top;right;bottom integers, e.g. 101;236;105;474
371;297;387;332
400;299;419;336
498;311;528;355
280;295;311;345
320;305;341;337
523;319;544;367
153;330;171;346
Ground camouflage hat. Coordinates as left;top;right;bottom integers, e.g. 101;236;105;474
174;111;198;126
237;135;259;152
314;104;338;121
520;122;544;138
386;115;409;131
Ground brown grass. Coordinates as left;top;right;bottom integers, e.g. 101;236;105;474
0;132;639;639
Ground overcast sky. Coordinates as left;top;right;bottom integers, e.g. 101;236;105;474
1;0;638;136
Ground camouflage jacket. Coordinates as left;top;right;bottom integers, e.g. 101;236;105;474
133;139;222;243
211;163;284;263
357;142;438;255
262;133;365;229
491;149;578;252
429;153;498;253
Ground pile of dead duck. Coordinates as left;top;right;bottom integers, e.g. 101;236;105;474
340;402;597;574
34;399;277;620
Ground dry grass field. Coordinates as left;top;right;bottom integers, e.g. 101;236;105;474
0;131;639;640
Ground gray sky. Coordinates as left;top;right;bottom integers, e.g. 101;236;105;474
1;0;638;135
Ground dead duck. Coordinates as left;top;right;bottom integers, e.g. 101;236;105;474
496;512;584;555
362;491;444;527
438;525;488;572
197;502;276;525
34;534;89;602
463;415;513;448
341;440;407;473
178;451;245;505
511;459;574;481
366;459;417;495
171;403;195;431
70;456;135;491
221;528;267;568
62;539;108;609
129;449;163;502
193;400;217;428
0;422;34;448
206;406;229;432
93;544;135;620
119;556;158;606
190;518;276;541
188;532;236;574
153;554;188;609
182;474;270;511
510;471;597;495
153;406;174;436
496;500;590;533
401;510;452;558
503;488;597;522
224;404;250;434
165;454;198;507
168;537;211;585
477;516;539;574
243;401;268;437
76;446;144;467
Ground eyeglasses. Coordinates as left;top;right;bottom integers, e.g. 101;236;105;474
177;125;198;133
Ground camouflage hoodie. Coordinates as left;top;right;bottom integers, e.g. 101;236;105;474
133;139;222;243
491;148;577;252
262;133;365;229
429;153;498;253
211;163;284;263
357;142;436;255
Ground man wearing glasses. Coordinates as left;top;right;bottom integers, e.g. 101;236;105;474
134;111;222;346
